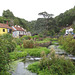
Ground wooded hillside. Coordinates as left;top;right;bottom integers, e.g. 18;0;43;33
0;6;75;36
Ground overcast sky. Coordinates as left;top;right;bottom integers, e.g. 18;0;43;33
0;0;75;21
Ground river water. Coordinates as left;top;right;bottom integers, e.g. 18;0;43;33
12;59;37;75
48;44;75;60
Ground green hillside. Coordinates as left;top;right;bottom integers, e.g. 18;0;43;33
0;7;75;36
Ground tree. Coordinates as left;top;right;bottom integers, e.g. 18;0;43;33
38;11;55;35
38;11;54;18
0;17;10;23
2;9;14;19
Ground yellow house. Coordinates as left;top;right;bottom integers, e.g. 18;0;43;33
0;23;12;35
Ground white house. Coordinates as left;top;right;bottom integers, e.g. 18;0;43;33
12;25;31;38
65;28;73;35
12;25;27;38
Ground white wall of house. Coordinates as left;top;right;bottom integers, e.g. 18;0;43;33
13;31;27;38
65;30;69;35
65;28;73;35
12;31;19;38
19;31;24;35
24;32;26;35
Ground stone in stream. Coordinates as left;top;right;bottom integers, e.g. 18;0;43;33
69;57;75;60
48;45;67;55
29;57;41;61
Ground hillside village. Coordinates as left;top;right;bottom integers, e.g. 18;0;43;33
0;22;74;38
0;23;31;38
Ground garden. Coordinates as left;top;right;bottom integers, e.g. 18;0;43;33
0;34;75;75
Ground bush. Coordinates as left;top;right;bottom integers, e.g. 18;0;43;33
0;34;16;73
0;34;13;71
21;35;32;40
58;35;75;55
13;38;23;45
6;42;16;52
27;62;39;73
0;71;11;75
33;35;39;39
39;34;43;38
28;49;75;75
23;40;34;48
59;28;66;35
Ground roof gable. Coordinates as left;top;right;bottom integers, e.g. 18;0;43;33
12;25;25;31
0;23;12;29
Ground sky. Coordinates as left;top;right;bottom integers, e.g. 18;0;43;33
0;0;75;21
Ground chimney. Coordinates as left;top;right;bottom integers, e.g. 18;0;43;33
6;21;8;25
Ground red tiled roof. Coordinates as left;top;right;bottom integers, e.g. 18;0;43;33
12;26;24;31
0;23;12;29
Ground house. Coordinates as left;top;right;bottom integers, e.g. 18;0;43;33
12;25;27;38
65;28;73;35
26;32;31;36
0;23;12;35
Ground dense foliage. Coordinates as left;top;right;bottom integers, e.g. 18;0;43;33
28;6;75;36
0;9;29;30
25;47;50;57
58;35;75;55
0;34;16;74
27;50;75;75
9;51;27;60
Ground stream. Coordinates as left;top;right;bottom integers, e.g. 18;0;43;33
11;42;75;75
12;59;37;75
48;43;75;60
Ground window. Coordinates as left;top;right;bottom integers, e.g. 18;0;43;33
3;29;5;32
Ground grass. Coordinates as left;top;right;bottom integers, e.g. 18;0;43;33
58;45;64;49
35;38;51;44
8;59;22;73
52;40;58;44
9;51;27;60
9;45;50;60
24;47;50;57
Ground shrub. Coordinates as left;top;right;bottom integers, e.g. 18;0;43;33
39;34;43;38
0;71;11;75
59;28;66;35
33;35;39;39
21;35;32;40
13;38;23;45
58;35;75;55
0;34;13;41
27;62;39;73
0;34;13;71
23;40;34;48
6;42;16;52
0;34;16;73
28;49;75;75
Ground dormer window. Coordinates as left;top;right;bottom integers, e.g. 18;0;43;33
3;29;5;32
